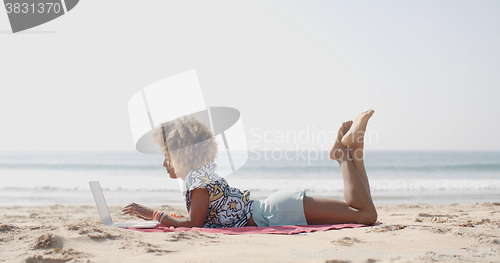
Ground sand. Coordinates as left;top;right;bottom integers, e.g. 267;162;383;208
1;203;500;263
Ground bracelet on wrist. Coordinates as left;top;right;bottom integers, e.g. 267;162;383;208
153;211;180;224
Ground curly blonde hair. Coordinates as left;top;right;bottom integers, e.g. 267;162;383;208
151;115;218;173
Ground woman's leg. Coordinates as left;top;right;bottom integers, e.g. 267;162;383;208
348;148;371;196
343;110;375;196
304;120;376;225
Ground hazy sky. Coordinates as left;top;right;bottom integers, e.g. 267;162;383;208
1;0;499;152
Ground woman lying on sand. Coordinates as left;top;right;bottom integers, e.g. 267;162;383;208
123;110;377;228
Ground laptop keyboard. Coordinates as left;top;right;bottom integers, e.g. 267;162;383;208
112;222;142;228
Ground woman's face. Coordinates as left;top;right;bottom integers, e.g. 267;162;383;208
161;125;176;179
163;155;177;179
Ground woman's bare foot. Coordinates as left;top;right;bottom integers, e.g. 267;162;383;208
341;110;374;149
329;121;353;161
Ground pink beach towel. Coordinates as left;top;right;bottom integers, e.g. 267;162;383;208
128;223;371;235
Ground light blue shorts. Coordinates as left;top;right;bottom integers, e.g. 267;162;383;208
252;190;308;227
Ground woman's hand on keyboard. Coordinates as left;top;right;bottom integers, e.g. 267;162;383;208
122;203;154;220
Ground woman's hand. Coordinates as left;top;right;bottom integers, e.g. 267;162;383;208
122;203;154;221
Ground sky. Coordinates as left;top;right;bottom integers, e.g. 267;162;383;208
1;0;499;152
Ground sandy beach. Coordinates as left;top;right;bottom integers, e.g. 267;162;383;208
1;203;499;263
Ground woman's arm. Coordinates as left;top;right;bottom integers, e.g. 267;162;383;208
122;188;209;228
159;188;209;227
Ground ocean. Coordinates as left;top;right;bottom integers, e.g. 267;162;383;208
1;150;499;207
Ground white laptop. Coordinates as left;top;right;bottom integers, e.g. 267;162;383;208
89;181;158;229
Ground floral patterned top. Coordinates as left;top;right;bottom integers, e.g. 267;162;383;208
184;162;253;228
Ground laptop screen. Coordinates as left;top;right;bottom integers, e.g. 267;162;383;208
89;181;113;225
